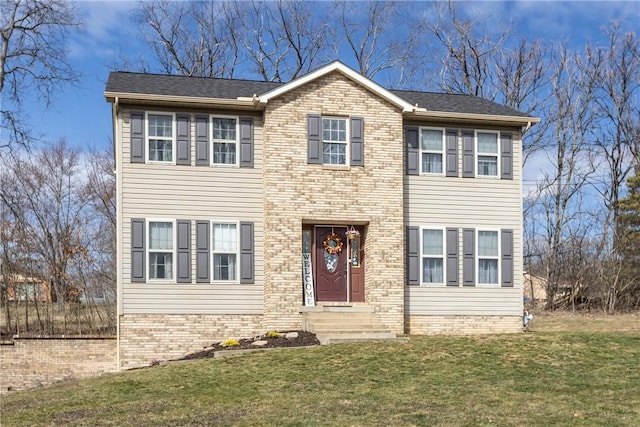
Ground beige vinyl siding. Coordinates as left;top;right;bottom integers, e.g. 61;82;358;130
404;126;523;316
122;284;262;314
119;109;264;314
405;286;522;316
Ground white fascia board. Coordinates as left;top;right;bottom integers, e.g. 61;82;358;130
257;61;415;112
407;109;541;127
104;92;258;108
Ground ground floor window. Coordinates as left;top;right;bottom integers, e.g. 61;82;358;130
478;230;499;284
148;221;174;280
213;223;238;281
422;228;444;284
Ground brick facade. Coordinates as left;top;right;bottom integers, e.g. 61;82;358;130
119;314;262;369
1;338;116;393
405;315;522;335
262;72;405;334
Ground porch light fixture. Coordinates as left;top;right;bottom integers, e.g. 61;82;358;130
345;226;360;240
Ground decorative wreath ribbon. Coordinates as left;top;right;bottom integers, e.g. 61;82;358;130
323;233;343;254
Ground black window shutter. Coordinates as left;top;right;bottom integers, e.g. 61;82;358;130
307;114;321;164
463;228;475;286
350;117;364;166
501;229;514;287
239;117;254;168
196;221;210;282
176;220;191;283
195;115;209;166
446;129;458;177
176;114;191;165
462;131;475;178
405;126;419;175
501;133;513;180
130;112;145;163
407;226;420;285
239;222;255;284
446;228;459;286
131;218;146;282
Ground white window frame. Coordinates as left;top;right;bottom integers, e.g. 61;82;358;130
475;130;500;178
476;229;500;286
147;219;176;282
210;115;239;167
322;116;349;166
145;112;176;164
420;127;445;175
420;226;446;286
211;220;240;283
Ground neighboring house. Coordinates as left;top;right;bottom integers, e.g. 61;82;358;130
523;272;547;307
105;61;539;368
1;274;51;303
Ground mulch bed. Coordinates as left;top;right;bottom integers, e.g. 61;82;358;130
178;330;320;361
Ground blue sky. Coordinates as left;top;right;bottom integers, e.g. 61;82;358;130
18;0;640;152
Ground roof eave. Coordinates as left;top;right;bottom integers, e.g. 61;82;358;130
406;109;540;127
104;91;261;109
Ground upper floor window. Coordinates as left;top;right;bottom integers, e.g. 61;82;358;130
211;116;238;165
147;113;175;162
148;221;174;280
422;228;444;284
476;131;499;177
421;128;444;174
478;230;499;284
322;117;348;165
212;222;238;281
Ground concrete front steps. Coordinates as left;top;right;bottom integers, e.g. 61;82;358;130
300;306;397;345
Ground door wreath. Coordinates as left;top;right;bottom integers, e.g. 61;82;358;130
323;232;343;254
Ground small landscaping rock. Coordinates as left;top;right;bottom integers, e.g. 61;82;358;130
177;330;320;361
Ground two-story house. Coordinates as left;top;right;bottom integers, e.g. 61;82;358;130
105;61;539;368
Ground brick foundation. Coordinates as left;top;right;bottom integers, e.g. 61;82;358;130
406;315;522;335
118;314;263;369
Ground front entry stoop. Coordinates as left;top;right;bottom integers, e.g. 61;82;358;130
300;306;397;345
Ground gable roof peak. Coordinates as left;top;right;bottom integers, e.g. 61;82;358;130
257;60;415;112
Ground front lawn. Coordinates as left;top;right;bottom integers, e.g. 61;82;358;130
2;313;639;426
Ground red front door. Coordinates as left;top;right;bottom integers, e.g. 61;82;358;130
315;227;348;301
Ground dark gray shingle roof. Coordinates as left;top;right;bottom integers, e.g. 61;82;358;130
106;72;282;99
106;71;532;118
391;89;530;118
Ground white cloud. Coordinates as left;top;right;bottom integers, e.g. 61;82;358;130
68;0;138;59
504;1;639;47
77;0;138;42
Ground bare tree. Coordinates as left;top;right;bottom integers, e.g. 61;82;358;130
0;0;80;149
0;141;88;311
590;25;640;239
331;0;421;87
237;0;329;82
532;45;601;309
423;0;511;99
81;148;116;324
137;0;240;78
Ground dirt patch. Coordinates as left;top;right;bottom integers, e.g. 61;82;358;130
178;330;320;360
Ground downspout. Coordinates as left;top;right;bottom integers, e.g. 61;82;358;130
112;96;122;371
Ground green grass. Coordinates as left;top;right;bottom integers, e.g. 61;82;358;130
2;314;639;426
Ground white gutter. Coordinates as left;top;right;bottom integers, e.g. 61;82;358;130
407;109;541;126
104;92;260;108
